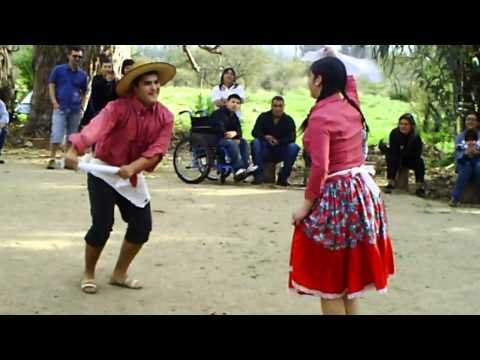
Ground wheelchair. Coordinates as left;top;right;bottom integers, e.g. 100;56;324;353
173;110;235;184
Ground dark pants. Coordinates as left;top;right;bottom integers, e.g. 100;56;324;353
0;127;7;155
251;139;300;182
85;174;152;248
386;154;425;183
218;138;250;171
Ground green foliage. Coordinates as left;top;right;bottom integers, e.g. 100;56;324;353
161;86;413;146
12;45;33;101
193;93;215;114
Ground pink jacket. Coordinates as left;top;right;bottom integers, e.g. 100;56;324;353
304;76;364;200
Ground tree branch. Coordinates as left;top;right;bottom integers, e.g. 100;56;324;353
198;45;222;54
182;45;201;73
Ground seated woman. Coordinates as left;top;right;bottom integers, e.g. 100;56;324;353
211;67;245;121
210;94;257;181
450;111;480;207
379;113;426;197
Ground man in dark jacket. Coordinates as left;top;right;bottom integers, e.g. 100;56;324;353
210;94;257;181
380;113;426;197
250;96;300;186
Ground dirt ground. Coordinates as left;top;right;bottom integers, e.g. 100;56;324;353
1;148;480;315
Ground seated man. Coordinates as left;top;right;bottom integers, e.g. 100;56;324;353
450;111;480;207
250;96;300;186
210;94;257;181
379;113;426;197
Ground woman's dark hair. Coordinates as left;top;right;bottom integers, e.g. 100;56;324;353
219;67;238;88
398;113;416;129
299;57;368;133
121;59;135;75
465;128;478;142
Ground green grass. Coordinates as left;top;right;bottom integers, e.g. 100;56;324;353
160;85;413;146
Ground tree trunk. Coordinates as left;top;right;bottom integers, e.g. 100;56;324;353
25;45;130;138
0;45;18;111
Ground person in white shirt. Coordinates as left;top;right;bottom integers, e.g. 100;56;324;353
211;67;245;120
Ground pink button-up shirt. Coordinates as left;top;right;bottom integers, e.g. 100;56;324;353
304;76;364;201
70;96;174;174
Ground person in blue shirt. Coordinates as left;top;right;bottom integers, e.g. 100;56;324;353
0;98;9;164
46;45;88;169
450;111;480;206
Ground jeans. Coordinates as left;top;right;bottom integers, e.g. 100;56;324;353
0;127;7;155
218;138;250;172
251;139;300;182
50;109;82;144
452;159;480;202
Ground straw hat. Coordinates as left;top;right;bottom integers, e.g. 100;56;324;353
116;59;176;97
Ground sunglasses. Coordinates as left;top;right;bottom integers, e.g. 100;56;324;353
72;55;83;59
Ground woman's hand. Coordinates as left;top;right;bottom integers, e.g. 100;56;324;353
323;46;337;57
291;200;314;226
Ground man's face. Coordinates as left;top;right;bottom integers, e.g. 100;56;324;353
465;114;479;130
67;50;83;68
133;73;160;107
123;64;133;74
226;98;241;113
271;100;285;118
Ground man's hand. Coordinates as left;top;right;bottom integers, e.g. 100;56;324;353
52;102;60;111
65;147;79;170
0;123;6;129
117;164;136;179
225;131;237;139
265;135;278;146
466;145;476;157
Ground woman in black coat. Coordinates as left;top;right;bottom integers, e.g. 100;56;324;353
379;113;426;197
79;57;118;130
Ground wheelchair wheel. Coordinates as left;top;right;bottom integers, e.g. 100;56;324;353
173;134;213;184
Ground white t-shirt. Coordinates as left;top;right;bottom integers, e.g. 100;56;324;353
211;84;245;119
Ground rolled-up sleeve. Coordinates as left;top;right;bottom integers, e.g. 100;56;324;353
142;110;174;172
69;100;120;154
305;116;330;201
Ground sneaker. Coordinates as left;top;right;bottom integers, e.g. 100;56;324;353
246;164;258;175
233;168;247;182
46;159;56;169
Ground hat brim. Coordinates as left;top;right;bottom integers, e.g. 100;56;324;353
116;62;176;97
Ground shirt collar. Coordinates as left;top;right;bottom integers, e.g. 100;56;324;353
220;84;236;91
130;95;158;115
